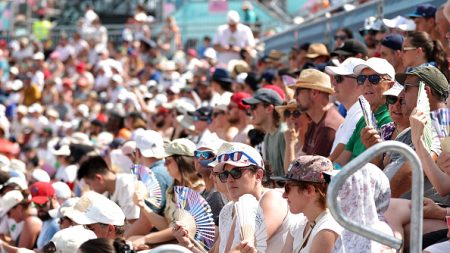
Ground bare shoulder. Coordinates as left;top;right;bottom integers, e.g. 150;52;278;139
260;189;286;208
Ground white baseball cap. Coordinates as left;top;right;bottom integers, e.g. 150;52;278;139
325;57;366;76
64;191;125;226
227;10;240;24
53;145;71;156
353;57;396;80
382;16;416;31
383;82;404;97
135;130;165;158
0;190;24;216
32;168;51;183
209;142;264;169
52;182;72;200
1;177;28;190
51;225;97;253
49;197;79;219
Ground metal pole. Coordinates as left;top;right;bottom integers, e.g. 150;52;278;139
327;141;423;252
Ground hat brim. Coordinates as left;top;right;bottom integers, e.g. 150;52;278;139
64;208;97;225
270;176;293;182
31;196;50;205
407;13;421;18
242;97;262;105
395;72;414;85
48;208;60;219
330;49;353;57
289;82;335;94
325;65;354;76
140;150;165;159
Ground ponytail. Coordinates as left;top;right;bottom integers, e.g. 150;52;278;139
432;39;450;81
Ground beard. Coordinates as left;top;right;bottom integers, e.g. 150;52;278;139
38;210;52;221
228;115;240;124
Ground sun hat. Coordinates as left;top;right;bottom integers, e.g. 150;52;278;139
242;88;283;106
353;57;396;80
305;43;329;58
135;130;165;159
64;191;125;226
272;155;333;183
290;69;334;94
325;57;366;76
275;99;298;121
49;197;80;219
383;82;404;97
209;142;264;170
30;182;55;204
395;66;449;98
163;138;196;157
51;225;97;253
0;190;24;216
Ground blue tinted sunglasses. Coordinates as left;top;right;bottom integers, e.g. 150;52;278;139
194;150;215;160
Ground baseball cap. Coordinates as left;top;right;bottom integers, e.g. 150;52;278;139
325;57;366;76
380;34;404;51
163;138;196;157
331;39;368;57
242;88;283;106
135;130;165;159
187;106;213;121
49;197;79;219
382;16;416;31
1;177;28;190
227;10;240;24
272;155;333;183
31;169;51;183
395;66;449;98
209;142;264;169
408;4;437;19
29;182;55;205
231;92;251;110
0;190;24;216
51;225;97;253
53;145;71;156
353;57;396;80
383;82;404;97
52;182;72;200
305;43;329;59
64;191;125;226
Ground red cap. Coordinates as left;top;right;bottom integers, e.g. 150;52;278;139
76;62;86;73
231;92;251;110
30;182;55;204
187;48;197;57
263;84;286;101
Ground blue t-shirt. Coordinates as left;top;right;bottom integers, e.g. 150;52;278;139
37;218;59;249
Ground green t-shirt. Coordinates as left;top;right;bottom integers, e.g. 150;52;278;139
345;104;392;160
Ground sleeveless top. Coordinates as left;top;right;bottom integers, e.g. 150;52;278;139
218;189;292;253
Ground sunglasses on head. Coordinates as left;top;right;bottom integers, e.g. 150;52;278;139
217;166;255;183
385;95;400;105
334;75;356;84
217;151;258;166
194;150;215;160
356;74;388;85
283;109;301;118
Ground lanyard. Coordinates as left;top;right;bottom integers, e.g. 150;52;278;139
295;210;329;253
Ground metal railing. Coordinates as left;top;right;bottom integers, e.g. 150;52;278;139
327;141;424;252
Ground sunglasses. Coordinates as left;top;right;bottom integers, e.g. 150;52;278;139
217;166;255;183
217;151;258;166
334;75;356;84
284;182;302;194
193;116;209;122
385;95;401;105
403;83;420;93
34;201;49;209
249;104;259;111
194;150;215;160
334;35;347;41
356;74;388;85
402;46;417;52
283;109;301;118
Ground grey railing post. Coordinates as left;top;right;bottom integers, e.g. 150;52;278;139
327;141;423;252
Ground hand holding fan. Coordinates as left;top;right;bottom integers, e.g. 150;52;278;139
174;186;215;253
131;164;162;209
358;95;376;129
430;107;450;152
234;194;267;252
417;81;433;152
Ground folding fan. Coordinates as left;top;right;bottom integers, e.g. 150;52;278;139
430;107;450;152
131;164;162;209
234;194;267;252
358;95;376;129
174;186;215;253
417;81;433;152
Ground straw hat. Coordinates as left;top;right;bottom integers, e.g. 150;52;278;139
275;99;298;121
305;43;329;58
289;69;334;94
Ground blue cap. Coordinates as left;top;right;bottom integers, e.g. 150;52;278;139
408;4;436;19
381;34;404;51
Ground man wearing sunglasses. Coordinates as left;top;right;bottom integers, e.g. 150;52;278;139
335;58;394;166
291;69;344;157
188;106;218;144
325;57;365;161
243;88;285;176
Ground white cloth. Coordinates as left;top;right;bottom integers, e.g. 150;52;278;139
424;240;450;253
213;23;255;66
55;164;78;183
331;101;363;153
109;173;140;220
289;213;308;251
0;216;24;241
332;163;394;253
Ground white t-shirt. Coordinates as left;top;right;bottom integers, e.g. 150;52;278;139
213;23;255;66
55;164;78;183
331;101;363;153
0;216;24;241
109;173;140;220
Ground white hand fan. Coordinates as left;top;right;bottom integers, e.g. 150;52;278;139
174;186;215;253
417;81;432;151
235;194;267;252
358;95;376;129
131;164;162;209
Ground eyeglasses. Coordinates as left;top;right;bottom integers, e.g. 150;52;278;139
385;95;400;105
283;109;301;118
217;151;258;166
403;83;420;93
249;104;260;111
34;201;49;209
334;35;347;41
334;75;356;84
402;46;417;52
213;111;225;118
356;74;389;85
217;166;255;183
194;150;215;160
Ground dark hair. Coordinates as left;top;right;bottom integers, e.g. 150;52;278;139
297;182;328;209
0;170;10;185
79;238;133;253
272;107;281;128
167;155;202;197
335;28;353;39
408;31;450;81
77;155;110;180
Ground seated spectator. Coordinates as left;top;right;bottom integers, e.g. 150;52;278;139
379;34;405;73
407;4;439;40
330;39;369;63
333;28;353;49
